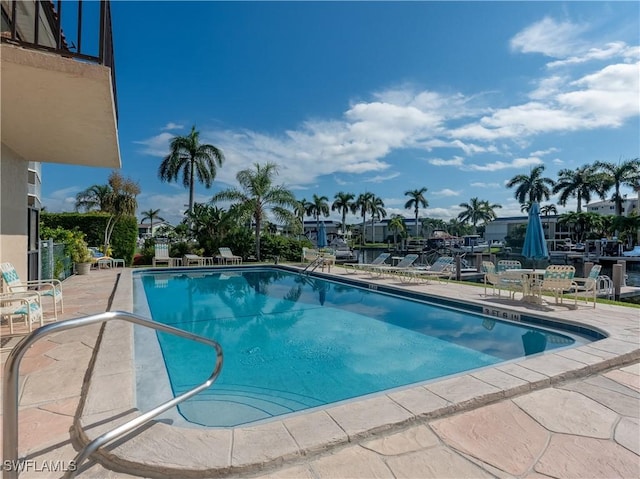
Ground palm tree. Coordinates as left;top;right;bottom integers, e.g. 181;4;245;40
558;212;604;243
331;192;356;231
553;165;604;212
158;125;225;216
506;165;555;205
305;194;330;231
356;192;374;245
368;195;387;242
447;218;471;237
422;218;448;238
140;208;165;238
540;204;558;216
388;215;406;245
75;184;111;212
102;172;140;253
540;204;557;239
404;187;428;237
595;158;640;216
457;197;502;234
292;198;308;236
211;162;296;261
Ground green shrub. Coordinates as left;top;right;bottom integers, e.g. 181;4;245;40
259;235;313;262
41;212;137;265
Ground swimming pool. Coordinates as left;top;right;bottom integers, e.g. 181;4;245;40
133;267;595;427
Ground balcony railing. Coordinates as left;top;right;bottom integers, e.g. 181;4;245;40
1;0;118;120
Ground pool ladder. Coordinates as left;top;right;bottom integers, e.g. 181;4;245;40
2;311;223;479
303;256;324;274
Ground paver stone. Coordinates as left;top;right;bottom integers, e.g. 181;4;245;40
431;401;548;476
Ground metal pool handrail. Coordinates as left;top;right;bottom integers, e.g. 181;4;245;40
2;311;224;479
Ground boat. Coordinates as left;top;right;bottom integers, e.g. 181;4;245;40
453;235;490;253
329;237;354;260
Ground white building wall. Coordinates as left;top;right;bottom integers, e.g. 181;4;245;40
0;143;29;280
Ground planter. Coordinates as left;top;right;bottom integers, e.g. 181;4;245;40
75;262;92;275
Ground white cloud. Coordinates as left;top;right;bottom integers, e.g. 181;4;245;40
134;132;173;157
428;156;465;167
132;35;638;194
529;76;567;100
547;42;635;68
466;156;543;172
427;206;463;219
41;186;81;212
136;191;211;225
529;147;559;157
432;188;460;197
510;17;588;58
557;62;640;126
364;173;401;183
470;182;501;188
161;122;184;131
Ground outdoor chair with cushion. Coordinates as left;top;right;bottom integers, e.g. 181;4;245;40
1;262;63;320
572;264;602;308
153;243;181;267
482;261;502;296
0;291;44;334
497;260;522;272
217;247;242;265
531;265;577;306
302;247;335;272
343;252;390;274
498;269;527;299
302;248;320;263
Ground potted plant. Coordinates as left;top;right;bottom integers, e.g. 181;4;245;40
67;231;94;275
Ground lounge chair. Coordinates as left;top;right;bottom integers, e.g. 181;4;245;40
343;252;390;274
0;262;63;320
403;256;454;283
370;254;419;278
0;291;44;334
217;247;242;265
531;265;577;306
153;243;181;267
183;254;214;267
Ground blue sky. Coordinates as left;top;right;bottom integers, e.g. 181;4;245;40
43;1;640;226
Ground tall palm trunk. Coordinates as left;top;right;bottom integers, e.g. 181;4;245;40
255;218;261;261
415;210;419;237
189;159;195;215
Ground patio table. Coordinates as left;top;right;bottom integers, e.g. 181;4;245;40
507;269;547;303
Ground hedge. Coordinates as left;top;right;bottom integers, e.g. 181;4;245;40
41;212;138;266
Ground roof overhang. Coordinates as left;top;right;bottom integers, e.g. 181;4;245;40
1;43;121;168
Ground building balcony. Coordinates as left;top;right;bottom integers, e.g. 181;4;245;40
1;1;120;168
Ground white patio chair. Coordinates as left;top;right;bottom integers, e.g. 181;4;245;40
0;262;63;320
0;292;44;334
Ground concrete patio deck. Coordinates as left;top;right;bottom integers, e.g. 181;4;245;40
1;266;638;478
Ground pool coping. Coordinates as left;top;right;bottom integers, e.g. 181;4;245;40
73;266;640;478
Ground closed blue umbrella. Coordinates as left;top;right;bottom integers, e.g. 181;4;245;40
522;202;549;266
317;221;328;248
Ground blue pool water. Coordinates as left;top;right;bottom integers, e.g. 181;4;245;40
134;268;590;427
